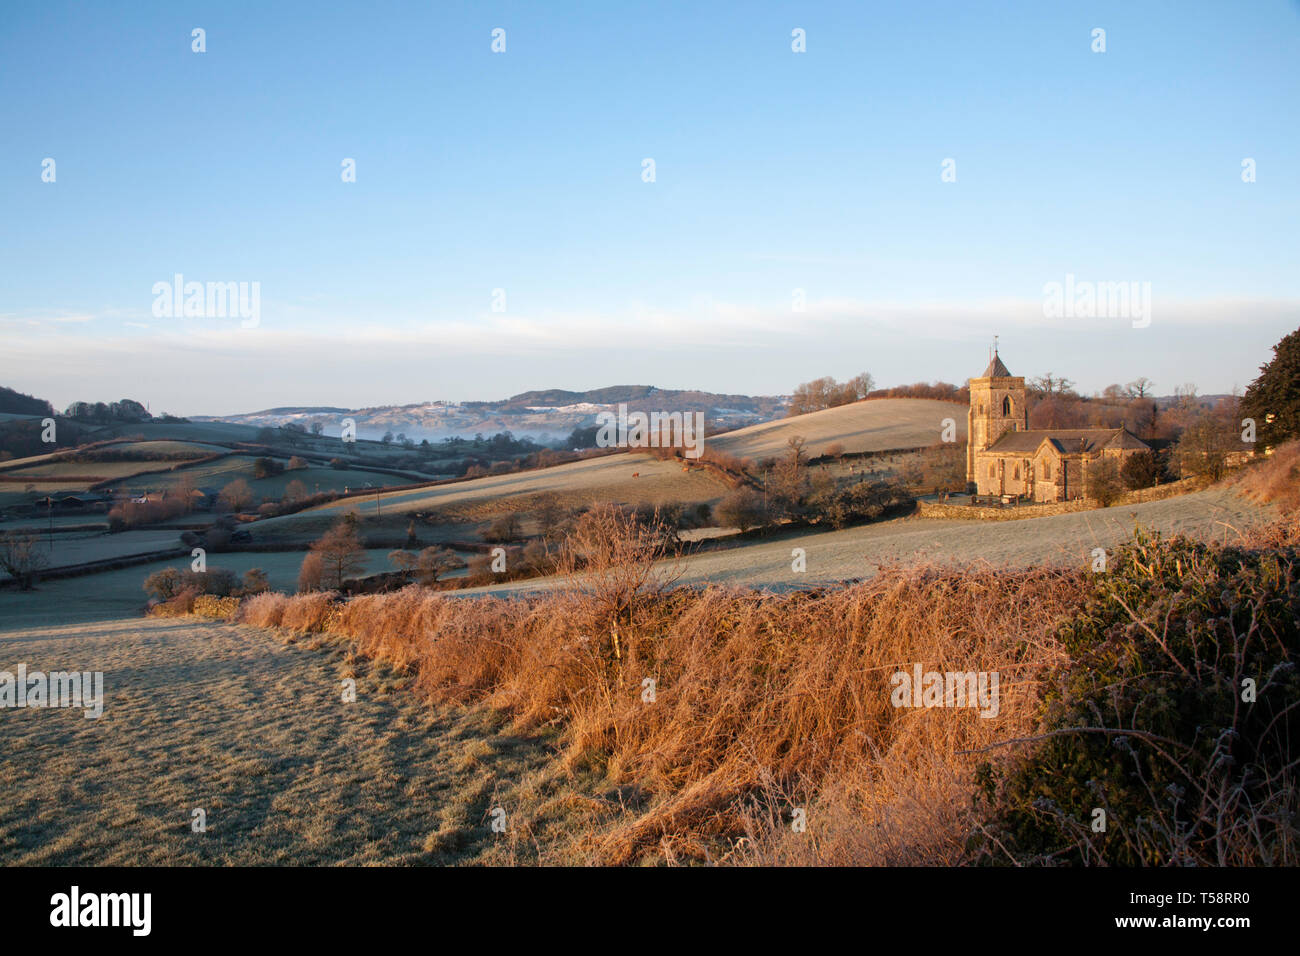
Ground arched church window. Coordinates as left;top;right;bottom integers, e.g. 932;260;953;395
1002;396;1011;416
1013;464;1020;480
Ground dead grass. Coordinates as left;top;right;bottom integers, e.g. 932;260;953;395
204;498;1300;865
245;548;1084;863
1236;439;1300;513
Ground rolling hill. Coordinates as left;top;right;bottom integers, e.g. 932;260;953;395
194;385;788;443
258;398;971;541
710;397;967;461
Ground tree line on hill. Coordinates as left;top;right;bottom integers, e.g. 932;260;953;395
785;373;877;416
0;388;196;461
785;374;981;418
0;386;54;417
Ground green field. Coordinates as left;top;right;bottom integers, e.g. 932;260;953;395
110;440;229;455
135;458;399;498
0;548;401;625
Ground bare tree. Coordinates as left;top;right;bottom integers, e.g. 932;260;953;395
1173;413;1237;481
556;503;680;630
310;515;367;588
218;478;254;513
389;549;418;580
416;546;460;584
716;486;766;532
534;493;565;536
1085;458;1125;506
484;511;521;543
174;472;198;513
848;372;875;399
297;551;324;592
1030;373;1076;397
786;435;808;468
1125;377;1155;399
0;531;49;590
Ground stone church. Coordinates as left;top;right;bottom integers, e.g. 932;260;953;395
966;351;1151;501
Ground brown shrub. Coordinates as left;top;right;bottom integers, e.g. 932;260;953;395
699;446;752;479
278;590;340;634
108;496;188;531
1236;439;1300;513
297;551;323;593
238;591;290;628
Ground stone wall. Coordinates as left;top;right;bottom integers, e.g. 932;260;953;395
917;477;1209;522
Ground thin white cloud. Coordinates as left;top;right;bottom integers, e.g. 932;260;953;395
5;295;1295;415
5;295;1297;358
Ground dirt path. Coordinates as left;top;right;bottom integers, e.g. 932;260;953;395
0;617;562;865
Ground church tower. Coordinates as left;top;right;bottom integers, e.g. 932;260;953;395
966;348;1028;490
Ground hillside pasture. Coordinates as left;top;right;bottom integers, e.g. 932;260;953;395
135;457;395;498
0;528;184;575
267;452;729;529
0;460;164;484
458;486;1272;596
709;397;966;461
108;439;230;456
0;439;235;496
84;420;264;444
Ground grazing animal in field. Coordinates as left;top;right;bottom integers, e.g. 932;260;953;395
632;472;640;478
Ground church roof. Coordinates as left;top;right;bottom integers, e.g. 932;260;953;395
985;427;1150;456
981;354;1012;378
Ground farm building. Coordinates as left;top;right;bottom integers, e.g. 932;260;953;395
33;493;110;513
966;351;1152;502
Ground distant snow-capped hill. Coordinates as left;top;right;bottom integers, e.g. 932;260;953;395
195;386;788;443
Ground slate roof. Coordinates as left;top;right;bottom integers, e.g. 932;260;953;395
984;427;1150;456
980;354;1013;378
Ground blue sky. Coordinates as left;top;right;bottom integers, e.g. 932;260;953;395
1;0;1297;414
